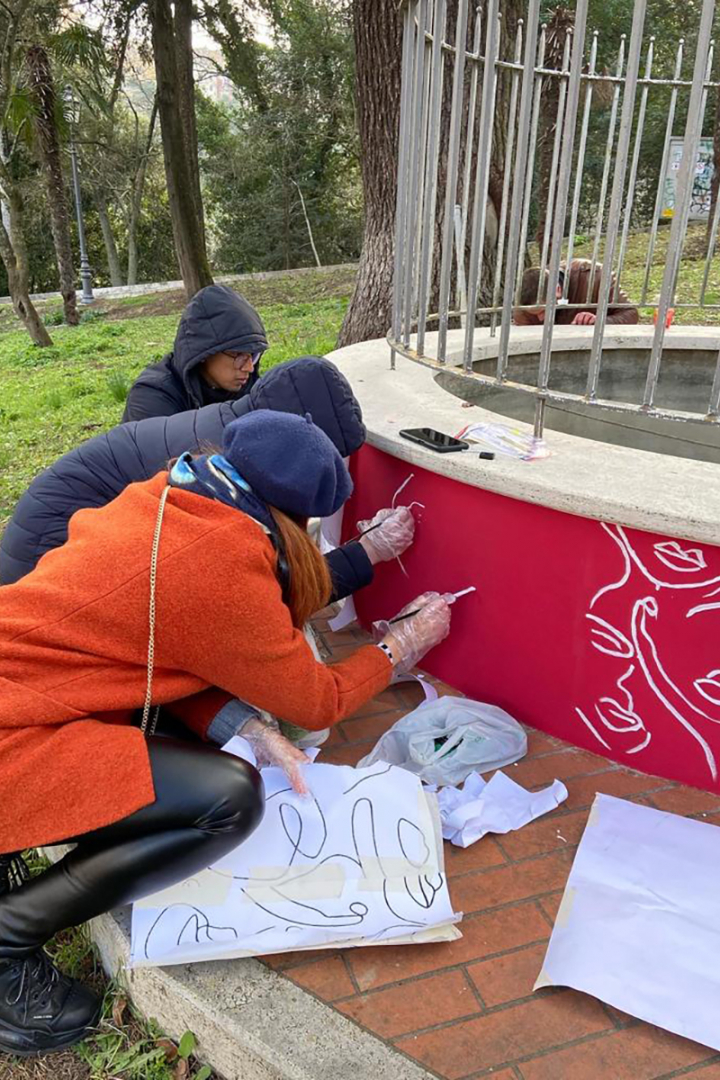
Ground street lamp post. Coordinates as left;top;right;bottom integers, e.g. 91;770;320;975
64;89;93;305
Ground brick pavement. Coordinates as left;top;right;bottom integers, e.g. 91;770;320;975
265;617;720;1080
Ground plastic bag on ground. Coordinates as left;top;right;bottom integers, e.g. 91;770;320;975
357;697;527;787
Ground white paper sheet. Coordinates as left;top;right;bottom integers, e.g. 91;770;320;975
436;771;568;847
131;753;460;967
536;793;720;1050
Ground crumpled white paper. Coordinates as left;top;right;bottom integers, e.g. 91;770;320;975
435;770;568;848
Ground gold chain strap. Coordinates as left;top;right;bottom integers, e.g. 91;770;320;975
141;483;171;738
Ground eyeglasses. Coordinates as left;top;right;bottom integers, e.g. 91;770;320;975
219;351;257;368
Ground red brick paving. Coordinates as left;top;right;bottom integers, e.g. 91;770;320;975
268;617;720;1080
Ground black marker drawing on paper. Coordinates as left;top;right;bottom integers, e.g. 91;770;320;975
141;764;449;961
143;904;239;960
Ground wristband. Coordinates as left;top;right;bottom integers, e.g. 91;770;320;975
376;641;395;665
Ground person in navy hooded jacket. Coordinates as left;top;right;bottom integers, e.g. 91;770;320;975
123;285;268;422
0;357;397;602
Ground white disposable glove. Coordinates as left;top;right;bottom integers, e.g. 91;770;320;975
374;591;453;675
357;506;416;564
240;716;311;796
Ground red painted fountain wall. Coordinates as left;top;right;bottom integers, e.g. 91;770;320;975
343;445;720;793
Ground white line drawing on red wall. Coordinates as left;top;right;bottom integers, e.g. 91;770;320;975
575;524;720;781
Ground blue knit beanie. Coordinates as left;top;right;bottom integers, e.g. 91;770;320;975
221;410;353;518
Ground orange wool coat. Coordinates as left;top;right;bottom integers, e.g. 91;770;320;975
0;473;391;852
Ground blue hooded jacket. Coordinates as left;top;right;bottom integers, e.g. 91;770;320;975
0;357;369;597
122;285;269;422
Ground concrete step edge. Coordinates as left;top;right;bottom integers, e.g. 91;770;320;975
87;907;437;1080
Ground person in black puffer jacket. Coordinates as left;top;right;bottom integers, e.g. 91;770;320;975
122;285;268;422
0;357;374;600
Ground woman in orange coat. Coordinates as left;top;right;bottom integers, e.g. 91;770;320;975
0;410;451;1056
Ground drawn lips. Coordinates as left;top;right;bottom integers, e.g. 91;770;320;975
595;697;644;734
695;670;720;707
653;541;707;573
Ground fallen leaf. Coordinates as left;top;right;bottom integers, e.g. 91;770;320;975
174;1059;189;1080
111;996;128;1027
157;1037;179;1061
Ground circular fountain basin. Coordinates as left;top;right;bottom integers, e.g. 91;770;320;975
328;328;720;793
440;325;720;464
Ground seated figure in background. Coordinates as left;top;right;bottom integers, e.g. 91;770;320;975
513;258;639;326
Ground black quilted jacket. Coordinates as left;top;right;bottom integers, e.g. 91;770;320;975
0;356;369;595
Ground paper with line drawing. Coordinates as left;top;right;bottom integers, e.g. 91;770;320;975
130;748;460;966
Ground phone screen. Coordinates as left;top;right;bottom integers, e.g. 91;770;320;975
400;427;469;450
416;428;461;447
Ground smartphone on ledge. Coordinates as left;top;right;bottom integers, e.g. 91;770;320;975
399;427;469;453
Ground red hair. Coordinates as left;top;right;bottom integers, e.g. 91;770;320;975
270;508;332;627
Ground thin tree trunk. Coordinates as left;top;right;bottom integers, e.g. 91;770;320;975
148;0;213;298
26;44;79;326
0;185;51;345
337;0;402;347
96;193;123;286
173;0;206;247
127;97;158;286
284;176;291;270
0;7;49;345
292;180;322;267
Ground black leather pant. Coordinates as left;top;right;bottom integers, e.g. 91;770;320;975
0;738;264;957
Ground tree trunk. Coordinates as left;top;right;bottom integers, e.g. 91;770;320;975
26;44;79;326
148;0;213;299
127;98;159;286
337;0;402;347
96;192;123;286
0;197;51;345
338;0;523;347
173;0;206;248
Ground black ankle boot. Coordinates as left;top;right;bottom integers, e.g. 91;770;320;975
0;853;100;1054
0;949;101;1055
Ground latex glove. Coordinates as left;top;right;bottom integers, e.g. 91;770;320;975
357;506;416;564
375;592;453;675
240;717;311;797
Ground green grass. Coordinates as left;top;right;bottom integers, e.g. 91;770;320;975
0;292;349;530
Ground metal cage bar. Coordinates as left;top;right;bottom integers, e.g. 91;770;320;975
534;0;589;436
417;0;447;356
586;36;626;309
490;18;524;334
437;0;470;361
390;0;419;365
402;0;429;348
644;0;716;410
641;39;684;307
463;0;501;369
537;30;573;300
564;30;598;285
586;4;646;402
515;23;547;301
615;37;655;296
